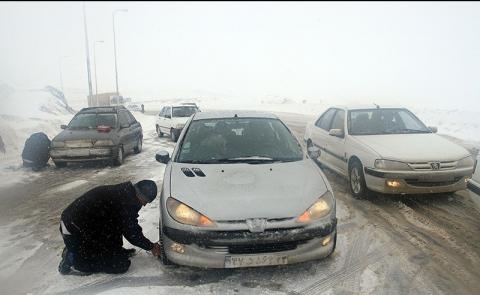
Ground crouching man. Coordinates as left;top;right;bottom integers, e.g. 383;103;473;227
58;180;162;275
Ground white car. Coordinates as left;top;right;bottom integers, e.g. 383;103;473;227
154;110;337;268
304;105;476;198
156;104;200;142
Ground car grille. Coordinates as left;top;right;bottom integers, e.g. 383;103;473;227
408;161;457;171
405;177;462;187
64;140;93;148
204;240;309;255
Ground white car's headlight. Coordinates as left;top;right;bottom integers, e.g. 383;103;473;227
166;197;216;227
297;191;334;223
457;155;474;168
374;159;411;171
94;139;114;147
51;141;65;148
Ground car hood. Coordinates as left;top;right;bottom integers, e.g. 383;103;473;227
353;133;470;162
53;129;117;142
169;160;329;220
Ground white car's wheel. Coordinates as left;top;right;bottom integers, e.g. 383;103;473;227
170;128;178;142
157;126;163;138
349;160;368;199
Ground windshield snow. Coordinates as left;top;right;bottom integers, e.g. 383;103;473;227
68;113;117;129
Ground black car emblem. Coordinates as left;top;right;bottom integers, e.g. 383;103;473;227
246;218;267;233
430;162;441;170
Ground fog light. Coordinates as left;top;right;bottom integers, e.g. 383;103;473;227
465;177;471;183
386;179;402;188
322;235;331;246
171;243;185;254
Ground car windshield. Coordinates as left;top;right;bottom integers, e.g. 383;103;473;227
172;106;198;118
177;118;304;163
348;109;431;135
67;113;117;129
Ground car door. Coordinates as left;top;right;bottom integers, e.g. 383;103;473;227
324;109;347;176
118;110;133;151
311;108;336;163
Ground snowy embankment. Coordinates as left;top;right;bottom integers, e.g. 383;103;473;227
0;83;75;187
140;97;480;149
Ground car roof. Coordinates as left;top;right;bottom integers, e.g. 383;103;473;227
193;110;278;120
330;104;407;111
78;105;126;114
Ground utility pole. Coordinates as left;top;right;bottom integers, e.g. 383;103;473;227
83;2;93;106
93;40;104;106
112;9;128;102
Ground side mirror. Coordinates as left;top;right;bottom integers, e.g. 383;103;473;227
329;129;344;138
61;124;67;129
428;126;438;133
307;146;321;159
155;150;170;164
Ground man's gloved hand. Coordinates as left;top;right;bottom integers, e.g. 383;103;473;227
151;243;162;257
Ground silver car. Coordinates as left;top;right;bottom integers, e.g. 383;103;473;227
155;111;337;268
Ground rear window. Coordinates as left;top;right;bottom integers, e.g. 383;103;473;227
68;113;117;129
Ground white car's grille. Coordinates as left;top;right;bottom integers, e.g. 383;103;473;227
408;161;457;171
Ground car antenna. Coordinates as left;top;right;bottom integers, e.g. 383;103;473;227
373;103;380;109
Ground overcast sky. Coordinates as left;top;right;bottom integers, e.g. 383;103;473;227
1;1;480;109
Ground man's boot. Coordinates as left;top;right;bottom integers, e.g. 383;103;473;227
122;247;136;258
58;247;72;275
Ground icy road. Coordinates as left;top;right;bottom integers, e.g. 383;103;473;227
0;112;479;295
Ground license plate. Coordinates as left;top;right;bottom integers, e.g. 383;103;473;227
67;149;89;157
225;254;288;268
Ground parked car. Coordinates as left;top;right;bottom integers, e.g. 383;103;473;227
304;105;476;198
50;106;143;167
154;110;337;268
467;154;480;197
156;104;200;142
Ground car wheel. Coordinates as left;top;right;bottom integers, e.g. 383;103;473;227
349;160;368;199
170;128;178;142
54;161;67;168
134;138;142;154
157;126;163;138
159;230;174;265
113;146;123;166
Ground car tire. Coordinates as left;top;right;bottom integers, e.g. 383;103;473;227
134;138;142;154
112;146;123;166
170;128;178;142
349;160;368;199
159;230;174;265
54;161;67;168
157;126;163;138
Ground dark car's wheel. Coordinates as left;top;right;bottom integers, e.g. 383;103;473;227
349;160;368;199
159;230;174;265
134;138;142;154
112;146;123;166
54;161;67;168
156;125;163;138
170;128;178;142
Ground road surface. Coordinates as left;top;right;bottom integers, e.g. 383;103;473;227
0;112;479;295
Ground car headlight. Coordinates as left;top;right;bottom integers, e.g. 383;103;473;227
94;139;114;147
297;191;334;223
51;141;65;148
457;155;474;168
374;159;411;171
166;197;216;227
175;124;185;129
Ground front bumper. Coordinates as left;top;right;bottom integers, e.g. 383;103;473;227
162;218;337;268
364;167;473;194
50;147;113;162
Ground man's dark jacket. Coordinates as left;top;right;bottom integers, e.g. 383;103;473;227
61;182;154;256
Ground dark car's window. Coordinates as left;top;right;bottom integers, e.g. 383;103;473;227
315;108;336;131
126;111;137;125
68;113;117;129
348;108;431;135
118;111;130;127
330;110;345;131
172;106;198;118
177;118;304;163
